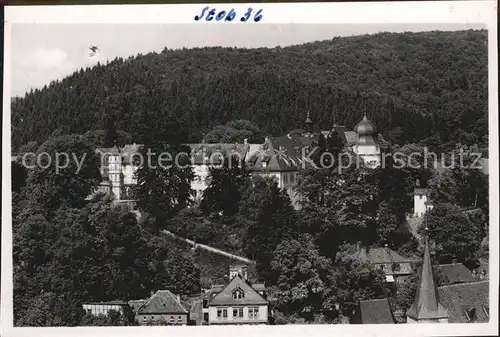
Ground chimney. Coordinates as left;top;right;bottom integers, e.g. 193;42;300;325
150;290;155;297
244;138;248;144
177;295;180;303
452;258;458;264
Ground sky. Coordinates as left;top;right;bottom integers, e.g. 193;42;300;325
10;23;484;97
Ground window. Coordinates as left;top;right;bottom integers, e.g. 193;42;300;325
290;172;295;184
143;316;147;322
232;289;245;299
463;308;477;322
169;316;175;324
248;307;259;319
177;316;183;323
283;174;289;184
233;308;243;318
151;316;155;321
217;308;228;319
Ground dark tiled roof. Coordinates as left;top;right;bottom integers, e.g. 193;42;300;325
187;143;250;165
438;263;475;284
209;275;268;306
247;135;316;172
355;247;414;264
407;241;449;321
137;290;188;314
359;299;395;324
344;131;358;146
438;281;489;323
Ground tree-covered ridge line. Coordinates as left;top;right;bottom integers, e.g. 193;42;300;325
12;29;487;153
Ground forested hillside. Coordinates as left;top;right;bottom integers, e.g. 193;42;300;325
11;29;488;152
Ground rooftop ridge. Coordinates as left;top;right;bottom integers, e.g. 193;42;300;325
438;280;489;289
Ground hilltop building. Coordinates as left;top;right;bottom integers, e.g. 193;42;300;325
351;113;381;168
92;113;382;202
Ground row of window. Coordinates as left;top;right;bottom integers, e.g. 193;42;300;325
109;174;121;182
216;307;260;319
142;315;183;324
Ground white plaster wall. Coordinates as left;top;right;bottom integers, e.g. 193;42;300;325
208;305;268;324
414;195;429;217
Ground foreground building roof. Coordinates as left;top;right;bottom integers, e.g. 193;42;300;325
137;290;188;314
359;298;395;324
438;281;489;323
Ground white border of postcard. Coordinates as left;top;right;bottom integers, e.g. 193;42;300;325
2;1;498;337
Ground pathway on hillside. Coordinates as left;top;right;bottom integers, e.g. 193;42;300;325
161;230;255;265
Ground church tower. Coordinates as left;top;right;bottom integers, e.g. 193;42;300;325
304;111;314;134
353;112;380;167
406;236;449;323
108;145;122;200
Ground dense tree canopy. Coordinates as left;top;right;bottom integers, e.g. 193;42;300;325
420;203;483;263
12;30;487;155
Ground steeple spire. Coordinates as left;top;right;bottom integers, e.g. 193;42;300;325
304;110;313;133
406;232;448;323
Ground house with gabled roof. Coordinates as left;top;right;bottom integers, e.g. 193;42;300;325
135;290;189;325
206;273;269;325
352;245;415;283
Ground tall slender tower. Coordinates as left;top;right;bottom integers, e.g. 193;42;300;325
108;145;122;200
304;111;313;133
406;234;449;323
353;112;380;168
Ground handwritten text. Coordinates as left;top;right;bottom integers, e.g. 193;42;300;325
194;7;263;22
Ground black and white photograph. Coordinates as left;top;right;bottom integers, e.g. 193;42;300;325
1;2;498;337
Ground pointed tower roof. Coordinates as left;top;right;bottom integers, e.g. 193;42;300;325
304;111;314;134
305;111;313;125
406;237;449;321
354;112;376;136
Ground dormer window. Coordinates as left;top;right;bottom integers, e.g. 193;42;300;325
232;288;245;300
482;305;489;318
463;307;477;322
